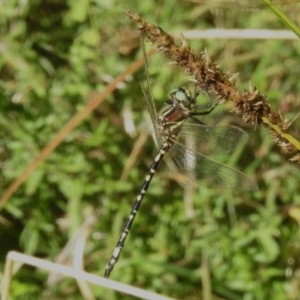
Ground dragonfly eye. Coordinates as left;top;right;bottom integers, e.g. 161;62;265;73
169;87;192;107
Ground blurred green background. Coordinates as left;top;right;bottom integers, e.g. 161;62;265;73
1;0;300;299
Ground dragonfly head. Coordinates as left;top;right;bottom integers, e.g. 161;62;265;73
168;87;194;109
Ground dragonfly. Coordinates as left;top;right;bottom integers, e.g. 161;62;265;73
104;36;257;278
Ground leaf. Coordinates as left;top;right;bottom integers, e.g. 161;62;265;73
255;231;280;263
25;167;45;195
65;0;89;23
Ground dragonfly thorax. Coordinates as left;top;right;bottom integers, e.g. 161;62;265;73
156;87;196;144
158;87;195;125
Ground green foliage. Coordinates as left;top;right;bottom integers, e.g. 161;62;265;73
1;0;300;299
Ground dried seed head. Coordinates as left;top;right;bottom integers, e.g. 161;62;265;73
290;153;300;164
126;9;300;160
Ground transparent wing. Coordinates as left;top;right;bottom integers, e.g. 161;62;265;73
140;33;158;139
171;140;257;191
174;121;249;156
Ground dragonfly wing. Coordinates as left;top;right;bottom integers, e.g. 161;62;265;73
141;83;160;144
176;122;249;156
171;140;257;190
140;34;160;146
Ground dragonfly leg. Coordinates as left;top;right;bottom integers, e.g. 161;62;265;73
191;96;220;116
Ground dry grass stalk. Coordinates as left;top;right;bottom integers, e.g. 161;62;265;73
126;9;300;163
